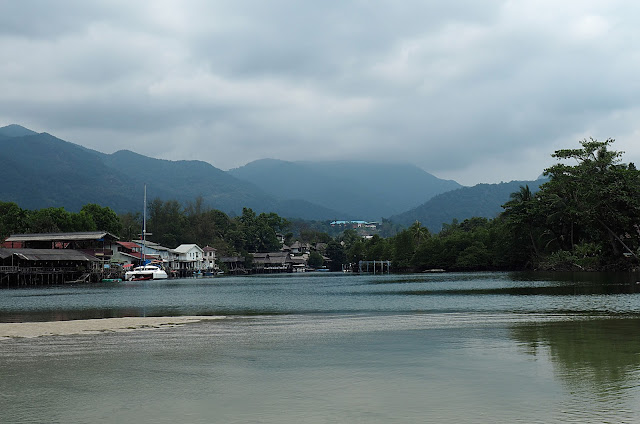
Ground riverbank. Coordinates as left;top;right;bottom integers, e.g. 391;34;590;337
0;316;224;340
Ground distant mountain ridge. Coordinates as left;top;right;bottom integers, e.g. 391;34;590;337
0;124;38;138
229;158;462;220
390;179;547;232
0;125;344;219
0;124;541;228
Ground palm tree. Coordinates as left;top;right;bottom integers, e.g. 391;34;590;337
504;185;539;257
409;221;430;246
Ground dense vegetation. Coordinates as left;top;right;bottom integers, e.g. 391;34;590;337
2;138;639;272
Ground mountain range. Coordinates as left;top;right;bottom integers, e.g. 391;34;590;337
0;124;544;230
229;159;461;219
390;179;547;233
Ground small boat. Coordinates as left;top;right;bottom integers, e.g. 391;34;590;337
101;278;123;283
124;264;168;281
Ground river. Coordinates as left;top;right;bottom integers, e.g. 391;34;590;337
1;272;640;423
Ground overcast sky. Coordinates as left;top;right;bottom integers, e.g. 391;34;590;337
2;1;640;186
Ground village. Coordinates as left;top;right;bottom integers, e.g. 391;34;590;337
0;230;332;286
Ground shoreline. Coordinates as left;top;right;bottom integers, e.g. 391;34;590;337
0;316;224;340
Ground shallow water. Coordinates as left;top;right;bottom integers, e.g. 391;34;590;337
2;272;640;423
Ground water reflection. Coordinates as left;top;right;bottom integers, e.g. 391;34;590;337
511;318;640;393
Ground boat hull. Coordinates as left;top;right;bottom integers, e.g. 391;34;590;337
124;265;168;281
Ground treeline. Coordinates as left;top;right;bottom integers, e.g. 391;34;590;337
2;138;638;272
373;138;640;272
502;138;640;271
0;203;122;240
0;197;291;262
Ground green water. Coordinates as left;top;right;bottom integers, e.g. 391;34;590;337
1;272;640;423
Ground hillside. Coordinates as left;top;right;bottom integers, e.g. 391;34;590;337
229;159;462;220
390;179;547;233
0;125;344;219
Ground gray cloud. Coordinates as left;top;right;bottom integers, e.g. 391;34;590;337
2;0;640;186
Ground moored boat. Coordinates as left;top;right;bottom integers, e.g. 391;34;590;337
124;264;168;281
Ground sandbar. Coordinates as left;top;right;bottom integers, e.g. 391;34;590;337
0;316;224;340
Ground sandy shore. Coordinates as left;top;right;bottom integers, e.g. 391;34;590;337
0;316;224;340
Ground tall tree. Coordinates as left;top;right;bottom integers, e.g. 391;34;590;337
502;185;541;259
0;202;27;239
543;138;640;261
80;203;122;235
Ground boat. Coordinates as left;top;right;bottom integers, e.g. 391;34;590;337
124;264;168;281
123;184;169;282
101;278;123;283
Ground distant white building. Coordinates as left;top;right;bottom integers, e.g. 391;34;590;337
202;246;218;270
172;244;204;271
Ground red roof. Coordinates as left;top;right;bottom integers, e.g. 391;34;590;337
117;241;142;250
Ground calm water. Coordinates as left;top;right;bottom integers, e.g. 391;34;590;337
2;272;640;423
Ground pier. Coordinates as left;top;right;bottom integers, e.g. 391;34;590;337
358;260;391;274
0;248;102;287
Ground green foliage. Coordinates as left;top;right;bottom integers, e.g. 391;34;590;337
308;251;324;268
235;208;288;252
0;202;122;237
504;137;640;270
299;229;332;244
325;240;346;271
118;211;141;242
0;202;28;239
80;203;122;234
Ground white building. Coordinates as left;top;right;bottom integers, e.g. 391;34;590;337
171;244;204;271
202;246;218;270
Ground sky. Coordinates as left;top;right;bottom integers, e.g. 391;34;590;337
2;1;640;186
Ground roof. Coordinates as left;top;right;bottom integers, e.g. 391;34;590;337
130;240;172;251
251;252;294;265
0;248;99;262
203;246;217;252
119;251;161;261
173;244;203;253
117;241;141;250
6;231;119;242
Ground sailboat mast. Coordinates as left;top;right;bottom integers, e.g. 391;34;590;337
143;184;147;264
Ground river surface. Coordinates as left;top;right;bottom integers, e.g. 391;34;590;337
2;271;640;423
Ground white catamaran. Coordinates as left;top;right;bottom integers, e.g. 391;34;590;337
124;185;168;281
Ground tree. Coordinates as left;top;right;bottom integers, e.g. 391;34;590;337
392;228;416;270
325;240;346;271
308;251;324;268
502;185;541;259
519;137;640;268
118;211;141;242
0;202;27;239
27;207;77;233
147;198;187;247
408;221;430;246
235;208;283;252
80;203;122;235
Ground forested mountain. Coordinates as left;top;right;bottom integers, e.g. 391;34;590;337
229;159;462;220
390;179;547;233
0;125;343;219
